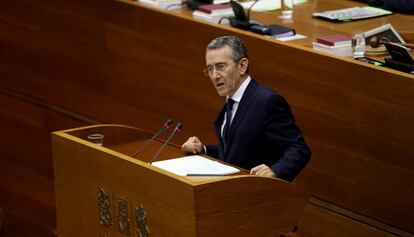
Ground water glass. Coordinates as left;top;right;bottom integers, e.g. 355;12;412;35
353;32;366;58
279;0;294;19
87;134;104;146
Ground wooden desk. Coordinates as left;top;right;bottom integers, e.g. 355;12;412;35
165;0;414;48
0;0;413;236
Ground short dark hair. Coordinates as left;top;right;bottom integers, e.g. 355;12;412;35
206;36;248;62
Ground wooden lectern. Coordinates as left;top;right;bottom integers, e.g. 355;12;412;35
52;124;308;237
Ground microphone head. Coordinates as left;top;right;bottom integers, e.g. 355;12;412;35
164;119;174;128
175;123;183;132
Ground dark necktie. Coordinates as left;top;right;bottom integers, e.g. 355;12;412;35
223;98;235;143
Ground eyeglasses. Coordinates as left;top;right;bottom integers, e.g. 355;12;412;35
203;61;237;77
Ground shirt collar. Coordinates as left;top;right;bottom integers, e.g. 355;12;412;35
227;76;251;103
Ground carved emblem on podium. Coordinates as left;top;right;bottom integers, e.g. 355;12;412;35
97;188;113;227
116;197;131;235
135;205;150;237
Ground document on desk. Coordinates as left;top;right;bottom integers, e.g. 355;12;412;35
152;155;240;176
241;0;280;12
313;6;392;22
241;0;307;12
274;34;307;41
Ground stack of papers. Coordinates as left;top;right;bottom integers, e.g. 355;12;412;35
240;0;306;12
316;34;352;47
312;42;353;57
313;34;353;57
313;6;392;22
152;155;240;176
139;0;182;10
192;4;234;24
240;0;281;12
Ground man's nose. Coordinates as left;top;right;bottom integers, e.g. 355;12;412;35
210;69;221;79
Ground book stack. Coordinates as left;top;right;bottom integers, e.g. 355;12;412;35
192;3;234;24
312;34;353;57
139;0;182;10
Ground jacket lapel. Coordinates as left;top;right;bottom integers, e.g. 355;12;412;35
224;79;257;155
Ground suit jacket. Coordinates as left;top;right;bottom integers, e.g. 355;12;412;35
367;0;414;13
206;79;310;181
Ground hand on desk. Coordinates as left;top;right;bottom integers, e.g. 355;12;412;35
182;136;203;154
250;164;277;178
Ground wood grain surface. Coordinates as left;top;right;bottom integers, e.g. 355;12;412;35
0;0;413;235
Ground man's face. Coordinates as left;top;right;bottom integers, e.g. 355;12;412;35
205;46;248;97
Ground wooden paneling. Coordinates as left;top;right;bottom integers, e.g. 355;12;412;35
0;0;413;235
295;204;397;237
0;211;56;237
0;92;86;235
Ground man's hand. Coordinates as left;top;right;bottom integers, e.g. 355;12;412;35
182;136;203;154
250;164;277;178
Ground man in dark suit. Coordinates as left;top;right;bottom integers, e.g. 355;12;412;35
182;36;310;181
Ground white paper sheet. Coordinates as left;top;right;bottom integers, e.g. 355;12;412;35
152;155;240;176
274;33;307;41
240;0;307;12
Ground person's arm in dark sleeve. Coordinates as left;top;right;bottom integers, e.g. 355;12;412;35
264;94;311;181
367;0;414;13
205;144;219;158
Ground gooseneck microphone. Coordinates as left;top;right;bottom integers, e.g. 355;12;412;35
246;0;260;23
131;119;174;158
229;0;262;30
229;1;251;30
149;123;183;164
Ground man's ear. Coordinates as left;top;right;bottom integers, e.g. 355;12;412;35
239;58;249;75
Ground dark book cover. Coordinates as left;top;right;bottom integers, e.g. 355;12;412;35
268;24;295;38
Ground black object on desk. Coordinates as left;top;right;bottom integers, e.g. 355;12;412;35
229;0;252;29
187;0;207;10
383;42;414;74
267;24;295;38
250;24;295;38
385;58;414;74
384;42;414;64
228;0;295;38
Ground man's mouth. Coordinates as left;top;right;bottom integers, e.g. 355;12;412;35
216;82;224;87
